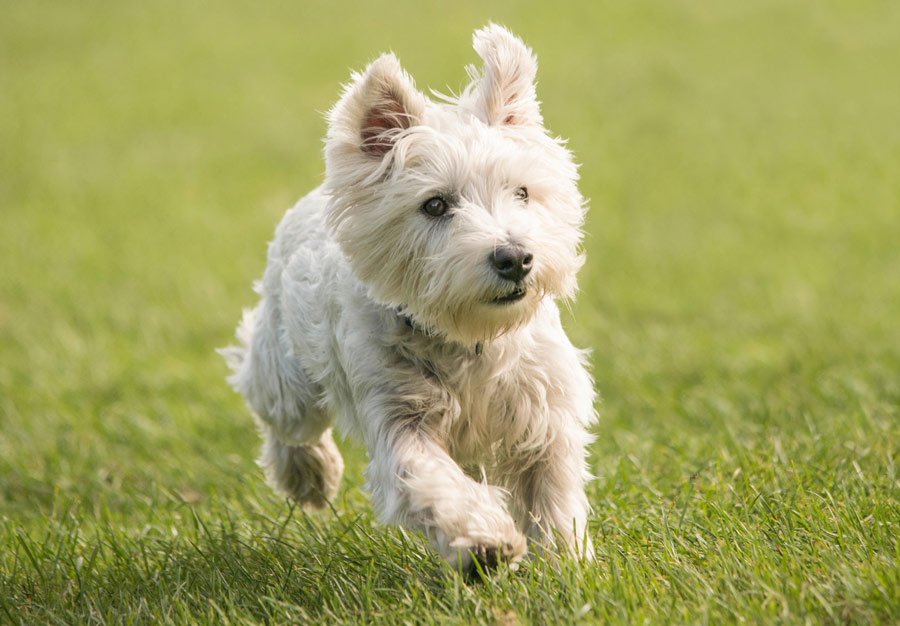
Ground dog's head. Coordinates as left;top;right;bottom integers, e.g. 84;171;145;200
324;24;586;345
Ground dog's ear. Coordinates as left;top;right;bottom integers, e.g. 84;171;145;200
469;24;542;127
327;53;425;159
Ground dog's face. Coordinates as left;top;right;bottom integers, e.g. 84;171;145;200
324;24;586;345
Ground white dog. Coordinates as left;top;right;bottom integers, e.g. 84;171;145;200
221;24;596;576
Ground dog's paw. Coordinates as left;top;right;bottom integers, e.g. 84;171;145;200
450;533;527;581
462;544;508;582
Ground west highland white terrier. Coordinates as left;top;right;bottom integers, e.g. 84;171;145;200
221;24;596;576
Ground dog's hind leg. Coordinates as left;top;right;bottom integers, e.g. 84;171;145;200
260;426;344;509
222;301;344;509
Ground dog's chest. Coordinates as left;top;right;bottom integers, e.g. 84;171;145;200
433;354;551;465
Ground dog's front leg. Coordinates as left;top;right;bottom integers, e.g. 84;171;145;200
509;420;594;561
364;416;527;574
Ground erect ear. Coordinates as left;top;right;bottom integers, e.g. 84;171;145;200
469;23;542;127
327;53;425;159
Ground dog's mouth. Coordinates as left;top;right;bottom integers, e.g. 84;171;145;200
491;286;527;305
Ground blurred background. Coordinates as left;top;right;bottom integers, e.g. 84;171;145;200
2;0;899;561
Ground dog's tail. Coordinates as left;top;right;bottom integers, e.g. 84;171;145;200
217;306;256;386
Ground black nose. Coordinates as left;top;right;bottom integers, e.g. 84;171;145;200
491;245;533;282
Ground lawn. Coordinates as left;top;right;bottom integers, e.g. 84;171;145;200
2;0;899;623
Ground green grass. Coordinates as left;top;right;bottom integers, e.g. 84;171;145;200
2;0;899;623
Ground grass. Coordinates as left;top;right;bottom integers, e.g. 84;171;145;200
2;0;899;623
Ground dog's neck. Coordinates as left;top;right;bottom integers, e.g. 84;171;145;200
399;310;483;356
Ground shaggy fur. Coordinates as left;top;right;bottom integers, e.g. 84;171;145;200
221;24;596;575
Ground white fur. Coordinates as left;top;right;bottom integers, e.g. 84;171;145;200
221;24;596;574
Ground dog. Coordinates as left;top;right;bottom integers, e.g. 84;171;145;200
221;23;596;576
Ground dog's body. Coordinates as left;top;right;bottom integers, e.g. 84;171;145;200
222;24;596;573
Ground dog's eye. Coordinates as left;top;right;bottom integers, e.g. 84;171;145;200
422;197;448;217
515;187;529;202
